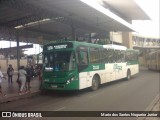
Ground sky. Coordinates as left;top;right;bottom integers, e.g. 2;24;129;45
0;0;159;55
132;0;159;37
0;41;42;55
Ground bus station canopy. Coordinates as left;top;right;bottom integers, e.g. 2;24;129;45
0;0;150;43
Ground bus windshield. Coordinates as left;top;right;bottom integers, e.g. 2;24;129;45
43;51;76;71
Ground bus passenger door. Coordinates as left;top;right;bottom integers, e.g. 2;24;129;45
76;46;89;89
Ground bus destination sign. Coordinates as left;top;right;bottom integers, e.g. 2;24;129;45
45;42;73;51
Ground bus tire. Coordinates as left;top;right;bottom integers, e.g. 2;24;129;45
147;65;150;70
40;86;47;95
91;76;99;91
126;70;131;80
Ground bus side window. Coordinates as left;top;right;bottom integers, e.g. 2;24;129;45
125;51;131;61
90;48;100;64
104;49;109;63
116;50;124;63
107;49;114;63
77;51;88;65
121;51;125;62
77;49;89;72
100;48;106;63
114;50;120;63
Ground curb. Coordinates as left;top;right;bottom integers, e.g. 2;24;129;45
0;91;40;104
137;94;160;120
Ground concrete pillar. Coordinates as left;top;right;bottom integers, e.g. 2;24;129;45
122;32;133;48
88;33;92;43
16;30;20;70
71;23;76;40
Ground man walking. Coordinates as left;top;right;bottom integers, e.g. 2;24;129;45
7;64;14;84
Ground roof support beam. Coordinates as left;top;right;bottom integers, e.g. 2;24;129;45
16;30;20;70
0;0;106;33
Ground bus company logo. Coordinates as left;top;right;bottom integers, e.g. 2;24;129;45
113;64;122;71
93;65;99;70
2;112;11;117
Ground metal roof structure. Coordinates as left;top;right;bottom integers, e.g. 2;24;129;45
102;0;150;20
0;0;150;43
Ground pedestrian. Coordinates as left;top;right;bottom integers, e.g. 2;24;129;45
30;65;34;79
16;76;21;91
18;66;27;95
0;66;6;97
7;64;14;84
25;65;32;92
37;65;42;81
38;66;42;81
37;65;42;90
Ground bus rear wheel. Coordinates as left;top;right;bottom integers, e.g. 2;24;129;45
91;76;99;91
126;70;131;80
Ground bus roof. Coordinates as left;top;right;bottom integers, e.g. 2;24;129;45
44;41;103;48
147;50;160;55
103;44;127;50
44;41;128;50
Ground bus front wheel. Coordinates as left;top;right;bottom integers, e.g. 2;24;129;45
40;85;47;95
91;76;99;91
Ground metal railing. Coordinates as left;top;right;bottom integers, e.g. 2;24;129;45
133;35;160;49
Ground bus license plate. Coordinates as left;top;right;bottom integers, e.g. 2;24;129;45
51;85;57;88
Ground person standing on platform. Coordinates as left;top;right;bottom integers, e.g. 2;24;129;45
18;66;27;95
0;66;6;97
25;65;32;92
7;64;14;84
37;65;42;89
30;65;34;79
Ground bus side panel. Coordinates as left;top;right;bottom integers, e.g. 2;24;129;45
79;70;106;89
134;64;139;75
105;64;114;82
126;64;139;76
79;72;89;90
115;63;127;80
99;70;107;84
105;63;127;82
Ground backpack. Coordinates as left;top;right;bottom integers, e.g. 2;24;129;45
9;70;13;76
8;68;13;76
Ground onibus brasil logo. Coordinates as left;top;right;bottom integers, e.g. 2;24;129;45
113;64;122;72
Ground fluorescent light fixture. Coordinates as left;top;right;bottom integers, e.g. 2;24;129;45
14;18;51;29
80;0;136;31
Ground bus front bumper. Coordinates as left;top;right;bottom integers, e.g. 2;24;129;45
41;81;79;90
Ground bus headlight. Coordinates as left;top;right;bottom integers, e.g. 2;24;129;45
66;76;76;84
66;80;70;84
71;77;75;81
44;79;49;82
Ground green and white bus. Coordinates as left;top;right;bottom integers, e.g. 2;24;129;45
145;50;160;70
41;41;139;91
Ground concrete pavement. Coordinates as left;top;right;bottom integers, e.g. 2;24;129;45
0;71;159;120
138;94;160;120
0;73;40;103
